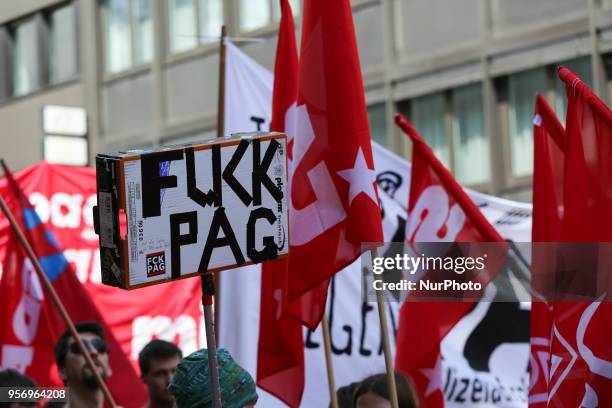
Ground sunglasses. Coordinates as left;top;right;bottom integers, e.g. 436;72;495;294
69;338;108;355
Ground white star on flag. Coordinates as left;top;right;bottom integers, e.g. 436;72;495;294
337;147;378;206
419;355;443;397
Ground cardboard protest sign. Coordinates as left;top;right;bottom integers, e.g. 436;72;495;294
94;132;288;289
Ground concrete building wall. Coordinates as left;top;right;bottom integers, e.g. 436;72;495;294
164;54;219;125
0;0;67;24
1;0;612;202
0;82;83;170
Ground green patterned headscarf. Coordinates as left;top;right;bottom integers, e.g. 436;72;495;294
168;348;258;408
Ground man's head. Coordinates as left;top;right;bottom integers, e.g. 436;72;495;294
168;348;257;408
139;340;182;405
0;369;37;408
54;321;111;389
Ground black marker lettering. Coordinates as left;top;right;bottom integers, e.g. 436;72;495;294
247;207;278;263
141;151;183;218
170;211;198;278
199;207;245;272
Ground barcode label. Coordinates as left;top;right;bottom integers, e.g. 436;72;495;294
127;181;139;263
99;192;115;248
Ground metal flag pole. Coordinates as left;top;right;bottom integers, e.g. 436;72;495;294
370;247;399;408
0;173;117;408
321;314;339;408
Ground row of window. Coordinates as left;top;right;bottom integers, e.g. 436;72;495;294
367;57;593;186
0;0;301;99
1;2;78;100
103;0;300;74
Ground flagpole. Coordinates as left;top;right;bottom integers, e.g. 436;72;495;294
196;24;229;408
217;25;227;139
0;186;117;408
321;315;339;408
213;24;227;339
371;247;400;408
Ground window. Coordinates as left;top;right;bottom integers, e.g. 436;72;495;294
133;0;153;64
451;84;489;185
367;103;388;147
199;0;223;42
103;0;153;74
240;0;300;32
12;17;39;97
272;0;301;22
105;0;132;73
169;0;222;54
170;0;197;52
411;92;450;168
508;67;547;177
240;0;269;32
1;1;79;99
49;3;78;84
404;85;491;186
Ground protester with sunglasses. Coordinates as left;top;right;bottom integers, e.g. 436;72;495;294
54;322;112;408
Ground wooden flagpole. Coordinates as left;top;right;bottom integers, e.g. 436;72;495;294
197;24;228;408
0;176;117;408
321;314;339;408
217;25;228;139
371;247;399;408
213;24;227;339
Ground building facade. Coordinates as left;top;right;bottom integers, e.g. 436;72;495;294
1;0;611;201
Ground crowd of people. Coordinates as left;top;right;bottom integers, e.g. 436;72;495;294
0;321;417;407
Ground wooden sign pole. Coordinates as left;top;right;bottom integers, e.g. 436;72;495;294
371;247;399;408
321;314;339;408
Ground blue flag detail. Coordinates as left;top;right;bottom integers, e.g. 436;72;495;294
39;253;68;282
22;208;42;230
45;229;61;249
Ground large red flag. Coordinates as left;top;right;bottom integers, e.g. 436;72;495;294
545;67;612;407
285;0;384;329
257;1;305;406
0;162;146;407
394;113;507;407
529;94;566;405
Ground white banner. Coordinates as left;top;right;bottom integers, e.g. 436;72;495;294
219;39;533;407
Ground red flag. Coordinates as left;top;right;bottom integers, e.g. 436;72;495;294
529;94;566;405
257;1;305;406
394;113;507;407
0;162;146;407
544;67;612;407
285;0;384;330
